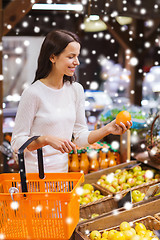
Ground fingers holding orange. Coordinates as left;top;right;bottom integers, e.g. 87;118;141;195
116;111;132;127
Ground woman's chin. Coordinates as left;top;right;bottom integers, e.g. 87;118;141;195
66;72;74;76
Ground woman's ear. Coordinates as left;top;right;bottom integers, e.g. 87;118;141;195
49;54;55;64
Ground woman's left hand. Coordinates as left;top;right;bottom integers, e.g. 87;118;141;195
107;119;132;135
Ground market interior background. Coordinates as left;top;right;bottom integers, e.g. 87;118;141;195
0;0;160;173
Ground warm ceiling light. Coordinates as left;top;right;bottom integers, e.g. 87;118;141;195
32;3;83;11
116;16;133;25
84;15;107;32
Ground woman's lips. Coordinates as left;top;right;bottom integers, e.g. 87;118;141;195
69;67;76;72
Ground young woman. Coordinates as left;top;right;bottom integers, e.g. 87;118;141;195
11;29;132;173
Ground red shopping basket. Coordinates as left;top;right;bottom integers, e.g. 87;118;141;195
0;136;84;240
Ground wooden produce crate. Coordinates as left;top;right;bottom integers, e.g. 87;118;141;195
80;216;160;240
80;183;112;206
92;162;160;196
95;177;160;197
154;212;160;221
75;198;160;240
79;181;160;224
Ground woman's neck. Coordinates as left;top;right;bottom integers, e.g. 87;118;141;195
40;72;63;89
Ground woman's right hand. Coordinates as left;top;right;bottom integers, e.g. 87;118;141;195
27;135;77;154
46;135;77;154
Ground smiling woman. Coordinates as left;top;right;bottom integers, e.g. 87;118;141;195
11;29;132;174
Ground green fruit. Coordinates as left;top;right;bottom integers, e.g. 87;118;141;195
90;230;101;240
126;173;133;180
100;174;107;180
133;166;142;173
116;185;121;192
91;213;99;218
98;195;104;199
91;196;98;202
121;183;130;190
118;175;126;185
83;184;94;193
127;177;136;187
115;169;121;174
102;230;109;238
112;180;119;188
135;180;144;186
97;179;104;185
120;221;131;231
82;197;90;204
136;175;145;182
82;188;91;197
94;190;100;196
107;185;116;193
132;190;145;203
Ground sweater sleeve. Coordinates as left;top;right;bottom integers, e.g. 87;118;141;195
73;83;90;148
11;87;39;152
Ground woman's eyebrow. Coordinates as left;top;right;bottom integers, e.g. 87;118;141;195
68;52;80;56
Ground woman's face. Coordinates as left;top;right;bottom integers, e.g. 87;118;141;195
52;41;80;77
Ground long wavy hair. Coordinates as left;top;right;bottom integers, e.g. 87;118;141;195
32;29;81;84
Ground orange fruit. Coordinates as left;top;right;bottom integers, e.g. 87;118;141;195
116;111;131;126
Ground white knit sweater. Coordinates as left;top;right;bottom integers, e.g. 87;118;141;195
11;81;90;173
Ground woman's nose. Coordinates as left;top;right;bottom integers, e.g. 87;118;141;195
74;57;80;65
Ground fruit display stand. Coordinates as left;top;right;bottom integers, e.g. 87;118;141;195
83;160;160;187
83;160;138;184
78;159;160;225
75;197;160;240
79;183;113;209
77;216;160;240
79;182;160;224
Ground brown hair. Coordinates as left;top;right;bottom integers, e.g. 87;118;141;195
33;29;81;84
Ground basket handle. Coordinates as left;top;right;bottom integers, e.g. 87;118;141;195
18;136;44;193
150;115;159;146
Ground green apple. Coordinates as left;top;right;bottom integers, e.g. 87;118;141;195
82;188;91;197
101;182;107;188
116;185;121;192
118;175;126;185
135;180;144;186
82;196;91;204
133;166;142;173
94;190;101;196
136;175;145;182
126;173;133;180
107;185;116;193
127;177;136;187
91;213;99;218
122;170;128;176
100;174;107;180
112;179;119;188
121;183;130;190
132;190;144;203
97;179;104;185
97;195;104;199
102;231;109;239
90;230;101;240
91;196;98;202
83;184;94;193
85;194;91;200
115;169;121;174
